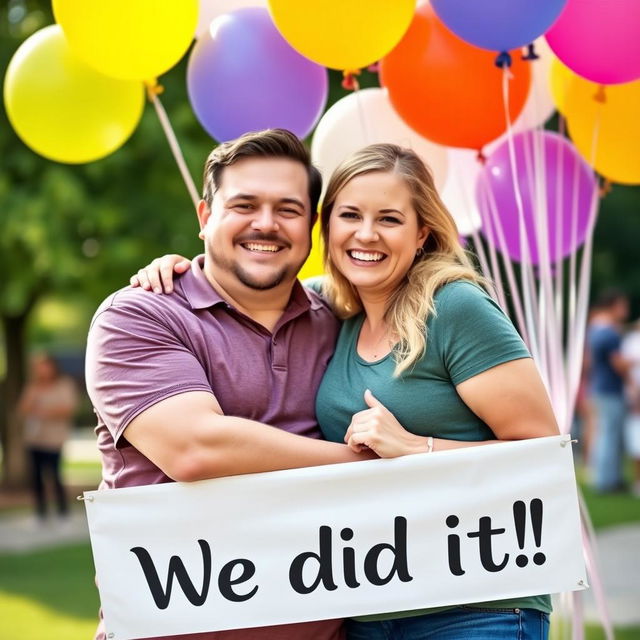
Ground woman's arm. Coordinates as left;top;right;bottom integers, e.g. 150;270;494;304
344;358;558;457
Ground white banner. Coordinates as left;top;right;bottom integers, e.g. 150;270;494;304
84;435;587;639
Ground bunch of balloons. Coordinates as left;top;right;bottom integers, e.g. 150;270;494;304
4;0;639;198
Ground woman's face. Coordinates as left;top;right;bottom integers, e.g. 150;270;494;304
328;171;428;299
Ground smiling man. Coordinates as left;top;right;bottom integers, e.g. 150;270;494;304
85;129;373;640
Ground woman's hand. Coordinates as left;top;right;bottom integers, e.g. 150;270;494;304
344;389;429;457
130;254;191;294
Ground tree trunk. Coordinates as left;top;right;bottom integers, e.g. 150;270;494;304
0;312;29;489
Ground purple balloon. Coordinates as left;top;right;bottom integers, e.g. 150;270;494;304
476;131;597;265
431;0;567;52
187;8;328;142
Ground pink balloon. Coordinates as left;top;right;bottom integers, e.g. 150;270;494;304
545;0;640;85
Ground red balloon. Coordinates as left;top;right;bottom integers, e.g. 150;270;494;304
381;3;531;150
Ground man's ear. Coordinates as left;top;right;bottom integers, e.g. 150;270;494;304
197;200;211;239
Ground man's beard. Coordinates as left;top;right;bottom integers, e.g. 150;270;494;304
208;237;308;291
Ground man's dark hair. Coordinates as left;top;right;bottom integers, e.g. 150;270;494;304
201;129;322;216
593;288;628;310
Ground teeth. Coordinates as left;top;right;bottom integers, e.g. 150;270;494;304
244;243;280;252
350;250;385;262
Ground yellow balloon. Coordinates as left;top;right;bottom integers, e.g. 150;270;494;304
53;0;198;81
267;0;415;70
298;222;325;281
549;58;578;115
4;25;144;164
564;75;640;185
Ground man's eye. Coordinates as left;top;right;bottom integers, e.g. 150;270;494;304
233;203;253;210
280;208;300;215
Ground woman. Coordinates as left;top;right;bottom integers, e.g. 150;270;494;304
132;143;558;639
18;352;78;521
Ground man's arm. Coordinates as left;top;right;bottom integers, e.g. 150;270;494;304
125;391;374;481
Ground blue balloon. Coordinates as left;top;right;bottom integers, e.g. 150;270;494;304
187;7;328;143
431;0;568;52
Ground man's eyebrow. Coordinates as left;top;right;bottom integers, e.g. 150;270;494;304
280;197;306;209
225;193;257;202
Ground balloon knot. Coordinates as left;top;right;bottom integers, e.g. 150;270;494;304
521;43;539;61
367;62;380;73
341;69;361;91
494;51;512;69
144;80;164;100
598;178;612;198
594;84;607;103
476;149;487;165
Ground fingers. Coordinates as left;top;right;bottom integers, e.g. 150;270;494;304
364;388;385;410
346;430;372;454
128;255;191;293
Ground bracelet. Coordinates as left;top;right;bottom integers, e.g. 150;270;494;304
426;436;434;453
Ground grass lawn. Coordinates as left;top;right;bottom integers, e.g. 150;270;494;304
0;543;99;640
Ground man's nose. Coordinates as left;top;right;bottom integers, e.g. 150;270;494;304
251;206;279;232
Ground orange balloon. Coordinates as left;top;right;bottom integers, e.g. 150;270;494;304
381;3;531;150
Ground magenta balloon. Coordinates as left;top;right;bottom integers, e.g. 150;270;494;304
187;7;328;142
476;131;596;265
545;0;640;85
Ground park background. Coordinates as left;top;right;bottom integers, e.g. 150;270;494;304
1;1;640;639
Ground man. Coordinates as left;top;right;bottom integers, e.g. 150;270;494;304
587;289;632;493
85;129;373;640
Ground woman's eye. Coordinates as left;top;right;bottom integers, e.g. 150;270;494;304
381;216;401;224
339;211;359;219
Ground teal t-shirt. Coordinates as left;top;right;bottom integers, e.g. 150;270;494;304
314;280;552;618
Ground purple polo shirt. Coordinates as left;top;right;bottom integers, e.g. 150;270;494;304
85;256;343;640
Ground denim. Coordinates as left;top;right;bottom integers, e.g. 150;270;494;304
591;392;627;491
345;607;549;640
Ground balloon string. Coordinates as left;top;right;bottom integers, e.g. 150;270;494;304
354;85;372;144
145;81;200;209
478;173;531;350
501;66;539;365
578;491;615;640
477;185;508;311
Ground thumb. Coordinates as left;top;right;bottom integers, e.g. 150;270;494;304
364;388;384;409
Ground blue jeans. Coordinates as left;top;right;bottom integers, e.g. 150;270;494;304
345;607;549;640
591;392;626;491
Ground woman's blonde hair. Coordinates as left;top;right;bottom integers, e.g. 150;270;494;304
320;143;485;376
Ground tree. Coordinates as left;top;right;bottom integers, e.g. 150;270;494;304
0;3;207;487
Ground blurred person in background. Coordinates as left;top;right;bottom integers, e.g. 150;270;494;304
621;319;640;497
17;352;78;522
587;290;632;493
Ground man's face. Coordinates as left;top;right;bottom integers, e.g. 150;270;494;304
198;157;313;292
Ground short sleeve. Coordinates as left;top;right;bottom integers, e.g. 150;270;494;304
434;282;531;386
85;292;214;444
